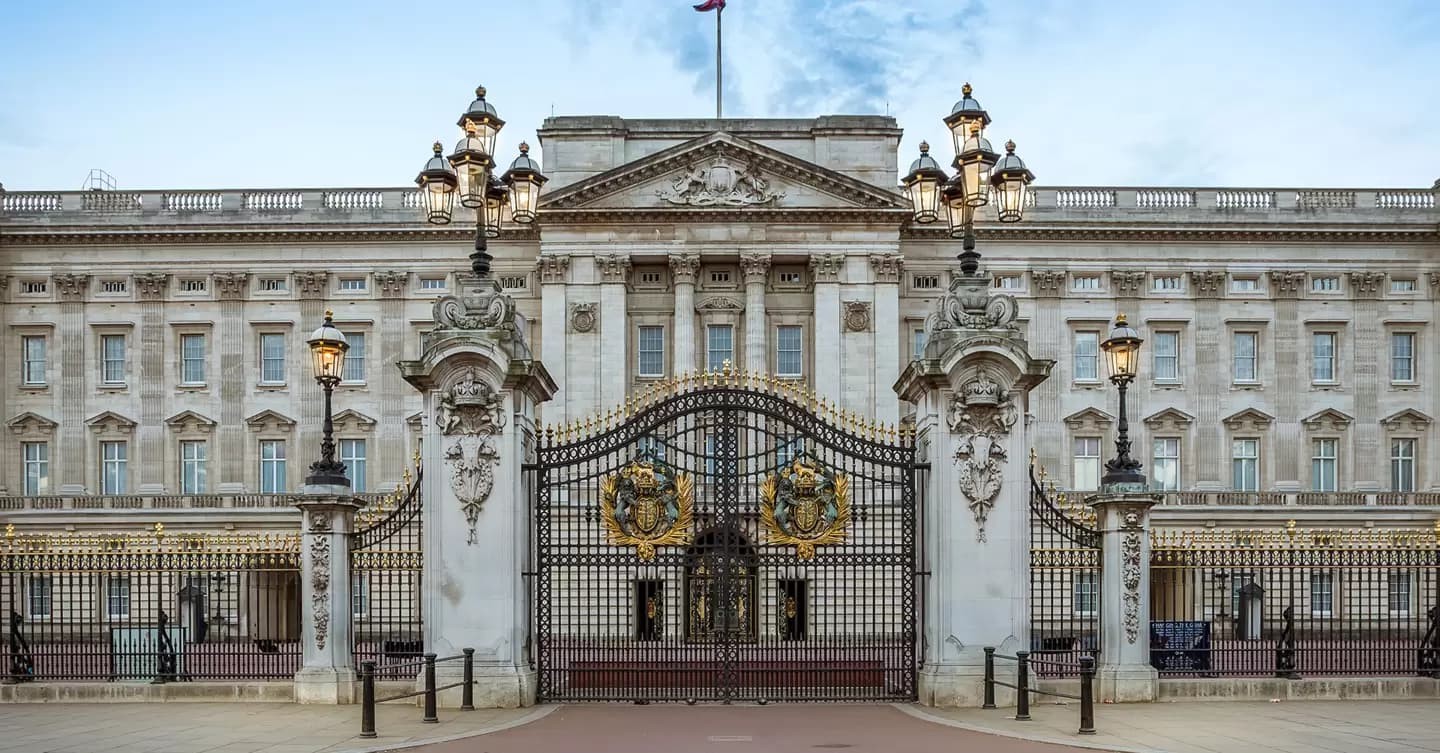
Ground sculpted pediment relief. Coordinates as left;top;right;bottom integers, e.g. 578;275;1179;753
165;410;218;434
86;411;137;435
8;412;57;438
696;296;744;312
332;409;377;433
539;132;908;213
246;409;297;432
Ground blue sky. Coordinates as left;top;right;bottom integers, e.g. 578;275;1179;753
1;0;1437;190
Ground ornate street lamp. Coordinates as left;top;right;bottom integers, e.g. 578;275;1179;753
305;311;350;488
415;85;548;279
900;141;947;224
1100;314;1146;490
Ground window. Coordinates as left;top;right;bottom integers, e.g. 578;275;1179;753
637;325;665;378
28;576;52;619
709;270;732;284
1391;439;1417;492
100;279;127;294
778;271;803;285
259;440;287;493
635;435;666;461
106;577;132;619
706;325;733;371
259;277;287;292
1391;333;1415;382
1231;439;1259;491
1072;275;1102;291
420;277;446;290
994;274;1023;290
179;278;207;293
340;439;367;492
637;271;663;286
1153;275;1183;292
22;442;48;496
342;332;366;382
180;440;207;494
181;334;207;384
1311;276;1340;292
22;280;47;295
1232;332;1257;382
1311;439;1337;492
22;335;47;385
912;328;927;360
1073;332;1099;381
260;333;286;384
1230;277;1259;292
1152;438;1180;491
100;441;128;495
352;573;370;618
775;436;803;468
1153;331;1179;381
1310;573;1334;617
1072;437;1101;491
1312;332;1336;382
1391;279;1418;293
911;274;940;291
499;275;527;290
339;277;367;291
1073;573;1098;616
100;334;126;385
776;325;803;377
1388;572;1412;615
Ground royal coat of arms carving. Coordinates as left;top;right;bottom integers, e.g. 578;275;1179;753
438;368;507;545
949;370;1018;543
657;157;784;207
760;456;851;560
600;457;695;561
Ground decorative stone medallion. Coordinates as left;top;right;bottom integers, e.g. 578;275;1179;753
437;368;507;544
843;301;871;332
570;303;597;333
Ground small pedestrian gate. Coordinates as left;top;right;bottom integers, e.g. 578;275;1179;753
1028;462;1102;677
531;370;922;702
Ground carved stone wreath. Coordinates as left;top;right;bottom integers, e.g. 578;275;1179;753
570;303;597;333
843;301;871;332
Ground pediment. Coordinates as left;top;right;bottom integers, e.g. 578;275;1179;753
1143;408;1195;431
1222;408;1274;431
86;411;137;433
245;409;296;432
1381;408;1433;432
332;409;377;433
1063;407;1114;431
8;412;57;437
165;410;218;434
1301;408;1353;432
696;296;744;312
539;132;909;214
405;411;425;431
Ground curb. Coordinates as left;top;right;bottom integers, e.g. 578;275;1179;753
340;704;560;753
893;703;1177;753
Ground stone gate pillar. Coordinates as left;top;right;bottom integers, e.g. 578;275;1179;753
1090;492;1159;701
399;276;556;708
895;270;1052;707
293;491;362;704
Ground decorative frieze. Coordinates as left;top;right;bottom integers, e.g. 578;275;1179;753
1032;269;1066;298
598;254;632;284
213;272;248;300
1189;270;1227;298
376;270;408;298
808;254;844;283
668;253;701;285
537;255;571;285
134;273;170;301
1271;270;1307;298
295;271;329;298
52;273;89;301
843;301;871;332
739;253;772;284
696;296;743;312
869;253;903;284
570;303;598;333
1348;271;1385;298
1111;270;1146;298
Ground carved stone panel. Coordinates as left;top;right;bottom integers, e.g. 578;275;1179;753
570;303;598;333
437;369;507;544
947;370;1019;542
657;157;784;206
843;301;871;332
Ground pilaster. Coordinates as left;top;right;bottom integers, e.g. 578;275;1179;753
740;253;771;375
1189;270;1226;490
538;255;570;425
1350;271;1385;490
377;271;409;487
53;273;89;494
295;271;330;491
1089;492;1159;702
870;254;903;426
137;273;176;493
0;276;9;493
207;273;247;493
597;254;631;410
669;254;700;375
1271;270;1306;490
293;493;363;704
810;254;844;403
1031;269;1066;469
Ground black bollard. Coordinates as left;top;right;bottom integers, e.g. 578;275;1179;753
1078;655;1096;735
1015;650;1031;721
360;661;377;739
982;647;996;709
461;648;475;711
423;653;438;723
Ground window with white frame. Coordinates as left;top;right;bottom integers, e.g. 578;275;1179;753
1073;331;1099;381
911;274;940;291
1072;437;1101;491
1232;332;1258;382
342;332;366;382
775;435;803;468
1388;571;1412;614
1311;276;1340;292
28;576;52;619
1390;439;1417;492
1153;275;1183;292
1230;277;1259;293
179;278;207;293
776;325;803;377
22;442;48;496
1312;332;1336;382
100;334;126;385
258;277;287;292
419;277;446;290
1310;573;1335;617
181;334;207;384
1073;573;1098;616
912;328;927;360
1152;438;1180;491
1231;439;1259;491
1391;333;1416;382
637;325;665;378
260;333;286;384
259;440;287;493
706;325;733;371
100;441;128;495
1391;278;1418;293
1072;275;1102;292
994;274;1023;290
340;439;367;492
22;335;47;385
100;279;127;294
180;440;207;494
1152;331;1179;381
352;573;370;618
106;576;131;619
1311;438;1337;492
339;277;367;291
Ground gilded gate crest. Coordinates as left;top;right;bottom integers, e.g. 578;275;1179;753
760;456;851;560
600;456;694;561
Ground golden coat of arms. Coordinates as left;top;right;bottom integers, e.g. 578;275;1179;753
760;456;850;560
600;457;694;561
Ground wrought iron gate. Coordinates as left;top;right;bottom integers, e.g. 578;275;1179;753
351;462;424;679
532;369;922;702
1028;458;1101;677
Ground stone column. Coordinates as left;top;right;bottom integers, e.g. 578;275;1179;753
129;273;169;493
1350;271;1385;491
1189;271;1226;490
537;256;570;426
399;277;556;708
1089;492;1158;702
895;271;1053;707
377;271;409;486
293;492;363;704
1432;272;1440;489
1030;270;1067;469
213;273;248;492
670;254;700;375
870;254;903;426
598;254;631;410
53;274;89;495
810;254;844;403
740;254;771;375
0;276;8;494
295;272;330;490
1271;271;1306;490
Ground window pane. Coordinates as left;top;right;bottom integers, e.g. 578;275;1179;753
776;325;802;376
637;326;665;377
261;334;286;383
1073;437;1100;491
1391;334;1415;381
260;440;286;493
1231;439;1258;491
1312;333;1335;382
912;329;927;360
343;333;366;382
101;441;128;495
1233;333;1256;381
1391;439;1416;492
1153;332;1179;381
1152;438;1180;491
1311;439;1337;492
101;335;126;383
181;440;207;494
23;336;47;384
706;325;733;372
1073;332;1098;381
22;442;48;496
181;334;207;383
341;439;367;492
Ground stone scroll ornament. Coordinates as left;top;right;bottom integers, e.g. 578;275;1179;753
600;456;694;561
1122;511;1143;644
949;372;1019;542
308;512;333;650
760;455;850;560
437;368;507;545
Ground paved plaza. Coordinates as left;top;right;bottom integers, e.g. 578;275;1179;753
3;700;1440;753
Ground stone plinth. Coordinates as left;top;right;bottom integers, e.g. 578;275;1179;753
293;487;362;704
1090;491;1160;702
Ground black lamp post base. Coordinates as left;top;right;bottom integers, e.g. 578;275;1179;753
306;462;351;490
1100;464;1147;493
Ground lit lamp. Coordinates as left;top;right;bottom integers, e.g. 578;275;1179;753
942;82;991;157
416;142;458;225
1100;314;1146;490
954;122;998;208
305;311;351;488
501;142;547;224
901;141;947;224
990;140;1035;223
482;174;508;238
448;121;494;209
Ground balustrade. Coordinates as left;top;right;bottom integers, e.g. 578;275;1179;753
1135;189;1196;208
1215;190;1275;209
162;191;223;212
1297;190;1355;209
324;190;385;209
242;190;304;211
1054;188;1116;208
81;191;143;212
0;193;63;212
1376;190;1436;209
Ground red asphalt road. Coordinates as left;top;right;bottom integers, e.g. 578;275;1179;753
404;705;1113;753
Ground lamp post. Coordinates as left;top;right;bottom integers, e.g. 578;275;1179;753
902;83;1034;274
414;86;548;279
1100;314;1146;490
305;311;351;488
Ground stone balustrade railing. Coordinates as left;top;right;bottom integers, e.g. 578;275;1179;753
1153;491;1440;507
0;185;1433;225
0;491;390;511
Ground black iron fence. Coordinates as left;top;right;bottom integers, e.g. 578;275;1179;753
1;524;302;681
1150;523;1440;678
352;466;424;681
1029;466;1101;678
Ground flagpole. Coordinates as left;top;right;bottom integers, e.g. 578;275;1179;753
715;4;723;118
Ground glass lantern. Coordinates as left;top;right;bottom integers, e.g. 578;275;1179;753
901;142;947;224
1101;313;1144;384
415;142;458;225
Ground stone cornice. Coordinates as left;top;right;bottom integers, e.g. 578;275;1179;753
902;224;1440;243
0;225;540;247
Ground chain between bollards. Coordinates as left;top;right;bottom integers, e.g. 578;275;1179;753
1014;650;1031;721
